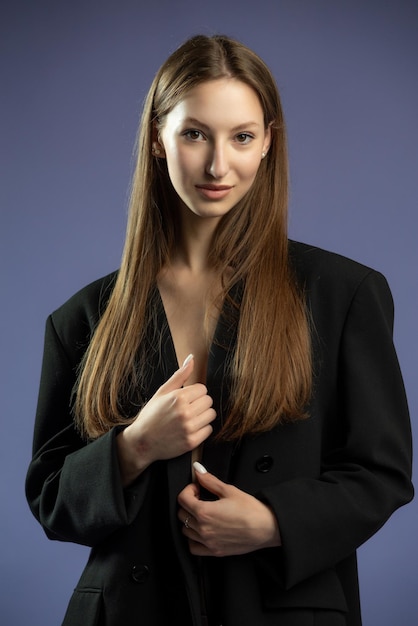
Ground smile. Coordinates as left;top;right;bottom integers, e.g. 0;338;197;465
195;184;233;200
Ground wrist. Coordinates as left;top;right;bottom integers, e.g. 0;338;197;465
260;503;282;548
116;427;153;487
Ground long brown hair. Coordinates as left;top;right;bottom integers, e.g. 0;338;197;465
75;34;312;440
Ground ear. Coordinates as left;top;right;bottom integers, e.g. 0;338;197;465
151;122;166;158
261;122;272;159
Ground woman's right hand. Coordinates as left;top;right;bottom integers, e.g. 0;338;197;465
116;355;216;486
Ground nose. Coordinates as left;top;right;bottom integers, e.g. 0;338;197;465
206;142;229;179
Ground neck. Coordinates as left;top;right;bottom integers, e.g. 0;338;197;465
172;205;221;274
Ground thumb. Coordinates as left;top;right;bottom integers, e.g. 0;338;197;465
193;462;228;498
156;354;194;395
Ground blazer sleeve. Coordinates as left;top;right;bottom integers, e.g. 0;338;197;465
25;312;151;547
258;269;413;589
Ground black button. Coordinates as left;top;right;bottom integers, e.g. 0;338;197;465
255;455;273;473
131;564;150;583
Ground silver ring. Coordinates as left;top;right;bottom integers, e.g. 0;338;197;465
184;516;190;529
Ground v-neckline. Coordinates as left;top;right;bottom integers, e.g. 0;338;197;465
153;281;242;429
154;285;222;381
153;282;242;489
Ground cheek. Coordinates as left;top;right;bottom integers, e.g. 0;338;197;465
164;152;196;201
240;155;263;183
163;146;182;178
166;149;196;183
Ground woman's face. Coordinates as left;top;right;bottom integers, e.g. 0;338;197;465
157;78;271;221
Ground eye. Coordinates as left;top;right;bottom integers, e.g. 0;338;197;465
183;129;205;141
235;133;254;144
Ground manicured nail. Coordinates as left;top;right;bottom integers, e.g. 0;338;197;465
182;354;193;368
193;461;207;474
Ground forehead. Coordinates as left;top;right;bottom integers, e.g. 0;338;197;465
164;78;264;128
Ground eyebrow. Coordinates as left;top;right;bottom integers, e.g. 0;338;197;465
182;117;261;132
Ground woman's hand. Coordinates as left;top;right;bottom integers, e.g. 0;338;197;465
177;463;281;557
117;356;216;485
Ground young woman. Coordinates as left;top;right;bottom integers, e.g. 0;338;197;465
26;35;413;626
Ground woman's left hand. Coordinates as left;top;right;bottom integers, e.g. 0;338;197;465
177;463;281;557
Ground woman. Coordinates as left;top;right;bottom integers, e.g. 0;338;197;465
26;35;413;626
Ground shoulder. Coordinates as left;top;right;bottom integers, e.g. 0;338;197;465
289;240;373;281
49;271;118;346
288;240;393;315
289;240;389;291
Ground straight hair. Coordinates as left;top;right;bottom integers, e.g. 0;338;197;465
75;35;312;440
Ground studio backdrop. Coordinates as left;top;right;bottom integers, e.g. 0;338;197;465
1;1;417;624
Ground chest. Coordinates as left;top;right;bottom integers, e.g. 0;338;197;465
157;275;221;384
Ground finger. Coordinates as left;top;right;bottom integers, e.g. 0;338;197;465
186;397;217;428
179;382;211;405
156;354;194;395
178;508;197;533
177;482;200;511
193;462;229;498
189;392;215;414
184;423;214;452
187;538;213;557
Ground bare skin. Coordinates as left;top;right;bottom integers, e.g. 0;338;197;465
116;78;281;556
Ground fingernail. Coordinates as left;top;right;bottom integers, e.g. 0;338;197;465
193;461;207;474
182;354;193;368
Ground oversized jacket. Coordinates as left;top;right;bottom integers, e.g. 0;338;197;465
25;241;413;626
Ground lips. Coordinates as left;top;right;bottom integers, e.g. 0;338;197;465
195;184;233;200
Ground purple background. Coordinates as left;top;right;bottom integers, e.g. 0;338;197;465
1;1;417;624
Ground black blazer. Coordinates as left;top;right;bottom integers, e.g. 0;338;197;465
26;242;413;626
